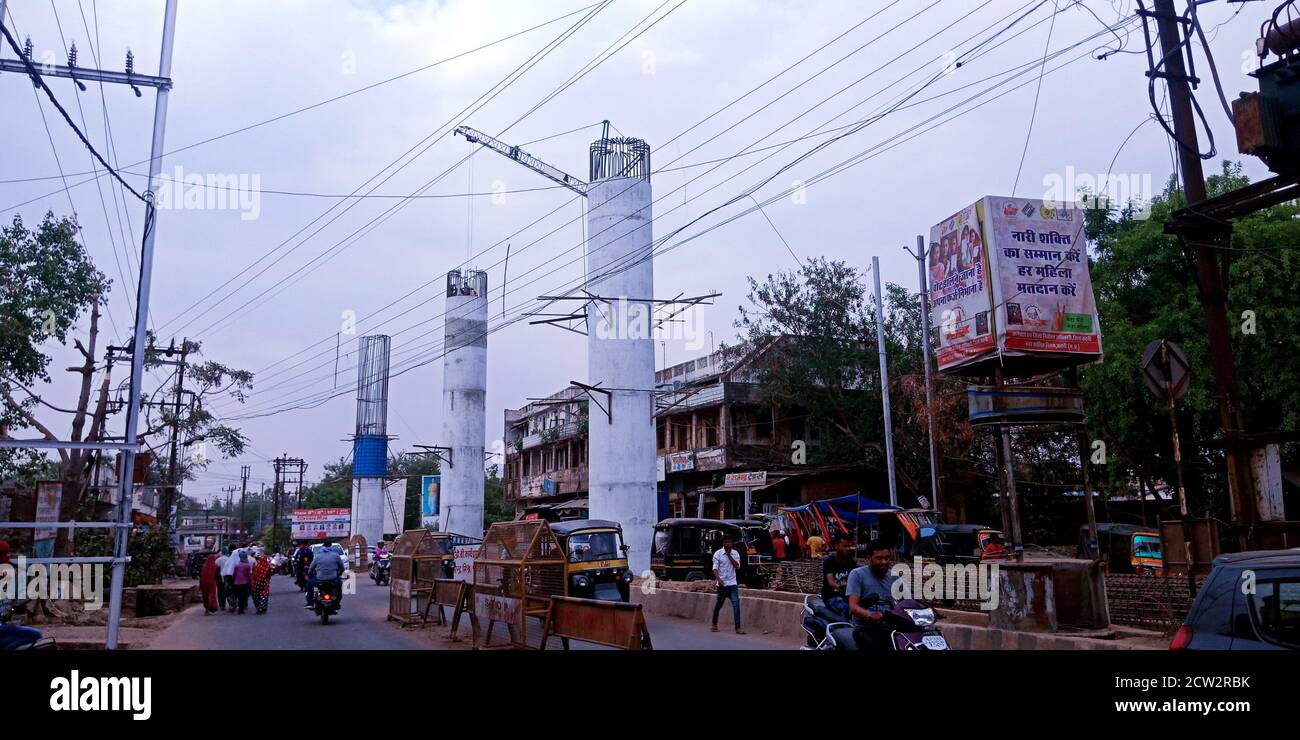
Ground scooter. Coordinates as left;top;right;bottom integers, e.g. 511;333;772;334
801;594;949;651
369;553;392;586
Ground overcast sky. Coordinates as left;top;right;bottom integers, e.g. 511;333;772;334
2;0;1269;504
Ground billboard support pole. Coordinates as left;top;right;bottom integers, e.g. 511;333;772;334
993;367;1023;560
1070;366;1100;560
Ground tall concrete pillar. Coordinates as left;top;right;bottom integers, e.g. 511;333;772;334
585;137;657;575
351;335;390;547
441;269;488;538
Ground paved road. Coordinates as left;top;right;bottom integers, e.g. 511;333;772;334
149;574;798;650
149;573;429;650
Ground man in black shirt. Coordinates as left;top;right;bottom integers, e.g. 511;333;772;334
821;532;857;620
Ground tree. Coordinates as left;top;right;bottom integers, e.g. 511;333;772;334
732;257;979;506
1080;163;1300;521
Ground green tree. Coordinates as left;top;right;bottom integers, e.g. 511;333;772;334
1080;162;1300;520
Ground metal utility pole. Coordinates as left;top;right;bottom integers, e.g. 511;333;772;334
1144;0;1257;532
871;256;898;508
104;0;179;651
163;338;189;527
272;455;307;547
907;236;943;515
239;465;250;538
993;367;1024;559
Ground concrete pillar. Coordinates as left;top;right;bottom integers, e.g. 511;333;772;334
585;173;657;575
351;477;384;546
441;270;488;538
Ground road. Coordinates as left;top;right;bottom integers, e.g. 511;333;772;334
149;574;798;650
149;573;429;650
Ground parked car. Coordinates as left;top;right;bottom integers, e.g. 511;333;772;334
1171;549;1300;650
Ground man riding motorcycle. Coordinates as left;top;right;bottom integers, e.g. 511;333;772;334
292;541;313;592
304;539;346;609
846;539;902;651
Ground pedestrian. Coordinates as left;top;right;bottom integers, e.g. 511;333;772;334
222;547;247;612
770;530;786;561
232;551;253;614
709;533;745;635
249;549;273;615
199;550;222;614
214;546;231;611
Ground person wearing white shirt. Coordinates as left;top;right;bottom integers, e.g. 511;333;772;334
710;534;746;634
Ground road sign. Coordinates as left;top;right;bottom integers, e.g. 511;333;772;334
1141;340;1190;401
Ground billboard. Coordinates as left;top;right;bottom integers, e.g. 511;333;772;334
291;507;351;541
421;475;440;528
929;197;1102;373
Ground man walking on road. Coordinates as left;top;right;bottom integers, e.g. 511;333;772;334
710;534;746;634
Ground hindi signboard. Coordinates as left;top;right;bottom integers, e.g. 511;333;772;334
291;507;351;541
452;544;480;583
929;197;1102;374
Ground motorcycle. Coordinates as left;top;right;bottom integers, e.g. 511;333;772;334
273;555;293;576
800;594;949;651
311;579;342;625
369;553;392;586
1;601;57;650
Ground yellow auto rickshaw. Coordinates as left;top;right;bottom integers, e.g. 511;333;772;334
550;519;633;602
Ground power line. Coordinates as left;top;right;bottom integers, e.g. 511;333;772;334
219;12;1135;420
159;0;617;338
215;0;1075;410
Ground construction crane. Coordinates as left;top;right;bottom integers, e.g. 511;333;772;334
452;121;611;197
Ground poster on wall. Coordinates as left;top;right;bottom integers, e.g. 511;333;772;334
929;197;1102;373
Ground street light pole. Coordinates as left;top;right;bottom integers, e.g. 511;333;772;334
872;256;898;508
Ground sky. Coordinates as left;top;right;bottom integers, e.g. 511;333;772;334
0;0;1271;505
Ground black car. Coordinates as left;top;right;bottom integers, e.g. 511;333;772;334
1172;549;1300;650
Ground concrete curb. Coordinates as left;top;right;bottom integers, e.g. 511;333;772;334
633;587;1151;649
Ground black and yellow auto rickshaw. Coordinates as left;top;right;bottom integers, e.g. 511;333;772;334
914;523;1007;565
1079;523;1164;575
550;519;633;602
651;518;758;586
724;519;775;565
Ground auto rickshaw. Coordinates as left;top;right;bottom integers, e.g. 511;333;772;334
1079;523;1164;575
914;523;1007;564
650;518;759;586
724;519;776;565
550;519;633;602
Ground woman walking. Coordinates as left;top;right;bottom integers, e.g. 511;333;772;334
231;551;253;614
249;549;274;614
199;551;222;614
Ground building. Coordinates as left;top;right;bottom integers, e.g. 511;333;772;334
502;386;590;520
503;339;876;521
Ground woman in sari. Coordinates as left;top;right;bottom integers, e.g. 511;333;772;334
249;549;274;614
199;551;221;614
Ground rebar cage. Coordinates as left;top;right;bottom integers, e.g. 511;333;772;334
589;136;650;181
446;269;487;298
355;335;391;437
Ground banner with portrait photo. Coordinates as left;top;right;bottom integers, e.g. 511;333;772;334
928;201;996;371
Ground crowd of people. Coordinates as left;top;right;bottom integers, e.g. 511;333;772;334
199;545;278;615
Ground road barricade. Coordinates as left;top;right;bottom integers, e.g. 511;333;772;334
423;578;471;640
546;595;653;650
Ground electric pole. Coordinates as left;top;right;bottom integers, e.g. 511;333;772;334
1144;0;1258;535
163;338;190;529
239;464;250;538
907;236;944;517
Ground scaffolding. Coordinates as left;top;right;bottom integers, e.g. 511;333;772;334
354;335;391;438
